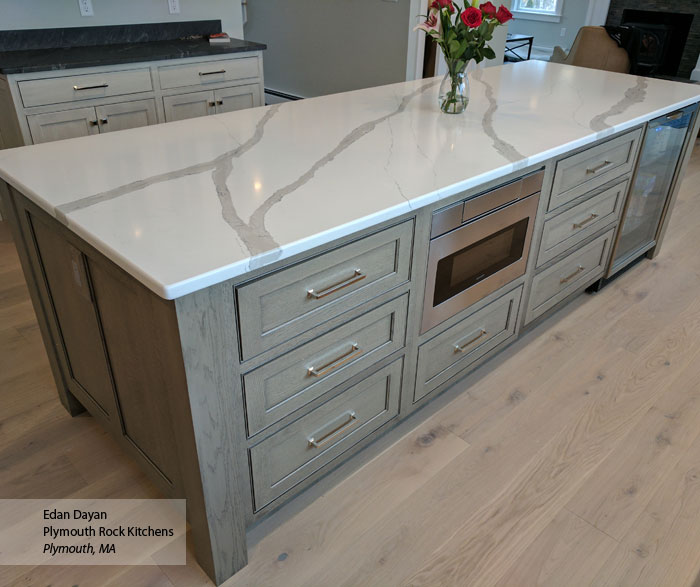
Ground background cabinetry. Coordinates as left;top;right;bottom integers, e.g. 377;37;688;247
0;51;264;148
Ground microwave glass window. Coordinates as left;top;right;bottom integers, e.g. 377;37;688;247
433;218;529;306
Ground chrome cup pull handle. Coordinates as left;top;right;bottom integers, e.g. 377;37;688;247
560;265;585;284
307;343;361;377
308;411;358;449
586;160;612;174
454;329;487;353
73;83;109;91
307;269;365;299
572;213;599;229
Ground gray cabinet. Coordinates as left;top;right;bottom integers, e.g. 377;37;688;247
27;106;100;143
27;99;158;143
95;99;158;133
249;358;402;511
0;53;265;147
163;84;262;122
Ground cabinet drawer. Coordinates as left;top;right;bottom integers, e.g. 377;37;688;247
237;220;413;361
19;69;153;108
415;286;522;403
527;228;615;323
549;129;641;211
250;358;402;511
243;294;408;437
158;57;260;90
538;179;627;267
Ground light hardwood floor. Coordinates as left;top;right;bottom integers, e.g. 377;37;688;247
3;143;700;586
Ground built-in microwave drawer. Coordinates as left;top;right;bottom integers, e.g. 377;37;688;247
236;220;413;361
18;69;153;108
415;286;522;403
243;294;408;437
249;358;402;511
537;179;627;267
548;129;641;212
526;228;615;324
158;57;260;90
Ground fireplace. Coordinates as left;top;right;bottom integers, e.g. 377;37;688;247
607;1;700;78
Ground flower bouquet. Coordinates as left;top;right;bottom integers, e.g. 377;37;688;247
416;1;513;113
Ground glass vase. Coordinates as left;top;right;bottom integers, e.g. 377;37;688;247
439;60;470;114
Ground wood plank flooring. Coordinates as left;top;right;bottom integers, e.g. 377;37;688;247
2;142;700;586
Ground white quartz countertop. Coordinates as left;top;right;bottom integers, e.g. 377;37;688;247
1;61;699;299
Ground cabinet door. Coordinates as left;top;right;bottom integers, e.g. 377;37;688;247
29;215;118;418
163;90;215;122
27;107;98;144
214;84;261;114
95;98;157;133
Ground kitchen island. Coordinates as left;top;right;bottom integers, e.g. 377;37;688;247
1;61;699;584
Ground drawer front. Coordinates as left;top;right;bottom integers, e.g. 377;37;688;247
538;179;627;267
415;286;523;403
549;129;641;211
237;220;414;361
19;69;153;108
158;57;260;90
243;294;408;437
250;358;402;511
527;228;615;323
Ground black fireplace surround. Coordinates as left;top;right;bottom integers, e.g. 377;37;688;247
607;0;700;78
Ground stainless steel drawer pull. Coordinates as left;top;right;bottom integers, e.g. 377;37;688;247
216;99;224;105
307;269;365;299
199;69;226;76
454;329;487;353
666;111;684;120
560;265;585;284
208;101;216;107
307;411;358;449
307;343;361;377
89;120;98;127
99;118;108;125
572;213;599;229
586;160;612;174
73;83;109;91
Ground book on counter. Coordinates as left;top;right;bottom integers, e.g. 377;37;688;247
209;33;231;44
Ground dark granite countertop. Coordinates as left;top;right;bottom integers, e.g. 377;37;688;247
0;37;266;75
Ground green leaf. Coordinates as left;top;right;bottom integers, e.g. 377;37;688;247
483;46;496;60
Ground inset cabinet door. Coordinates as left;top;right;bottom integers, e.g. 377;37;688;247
27;107;99;144
214;84;261;114
163;90;215;122
95;99;157;133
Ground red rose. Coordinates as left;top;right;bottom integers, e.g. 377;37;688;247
480;1;497;17
461;6;483;28
431;0;455;13
495;4;513;23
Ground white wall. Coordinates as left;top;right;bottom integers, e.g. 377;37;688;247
0;0;244;38
509;0;590;51
244;0;412;98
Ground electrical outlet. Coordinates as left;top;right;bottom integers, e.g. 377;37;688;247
78;0;93;17
168;0;180;14
560;27;567;37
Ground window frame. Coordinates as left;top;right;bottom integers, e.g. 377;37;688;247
512;0;564;22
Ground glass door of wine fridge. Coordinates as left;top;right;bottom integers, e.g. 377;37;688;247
609;103;698;276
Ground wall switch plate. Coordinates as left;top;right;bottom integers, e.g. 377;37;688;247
78;0;94;17
560;27;567;37
168;0;180;14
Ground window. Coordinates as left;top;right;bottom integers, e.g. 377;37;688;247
513;0;563;22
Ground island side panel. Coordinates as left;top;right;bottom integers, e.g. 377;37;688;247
174;282;252;585
0;181;84;415
2;184;238;584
